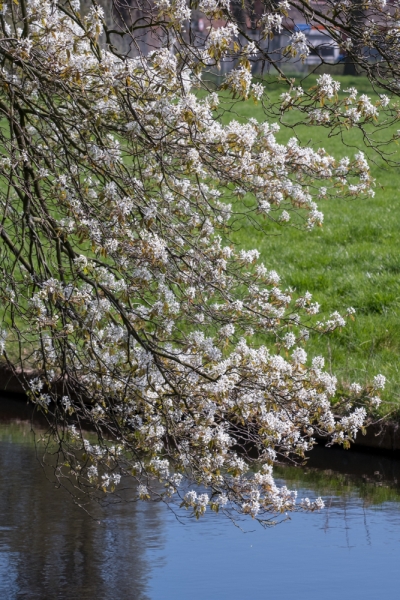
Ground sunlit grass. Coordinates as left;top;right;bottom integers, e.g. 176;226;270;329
216;75;400;411
2;75;400;415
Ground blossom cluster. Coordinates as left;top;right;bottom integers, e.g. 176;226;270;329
0;0;390;522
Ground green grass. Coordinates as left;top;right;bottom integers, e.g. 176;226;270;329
2;75;399;415
216;75;400;411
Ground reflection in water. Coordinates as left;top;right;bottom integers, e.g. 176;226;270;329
275;443;400;506
0;420;165;600
0;397;400;600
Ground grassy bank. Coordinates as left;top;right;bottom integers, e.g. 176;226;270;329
1;75;399;417
216;75;400;411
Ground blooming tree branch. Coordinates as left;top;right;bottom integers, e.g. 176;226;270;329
0;0;392;521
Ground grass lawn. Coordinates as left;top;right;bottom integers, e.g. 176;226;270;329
214;75;400;411
2;74;399;416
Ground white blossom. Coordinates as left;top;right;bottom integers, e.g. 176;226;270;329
0;0;386;524
373;374;386;390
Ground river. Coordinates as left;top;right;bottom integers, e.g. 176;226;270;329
0;396;399;599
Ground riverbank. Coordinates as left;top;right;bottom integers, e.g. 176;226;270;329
1;362;399;457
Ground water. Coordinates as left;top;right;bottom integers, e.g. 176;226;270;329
0;398;400;599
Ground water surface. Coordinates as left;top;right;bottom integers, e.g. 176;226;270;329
0;398;399;600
